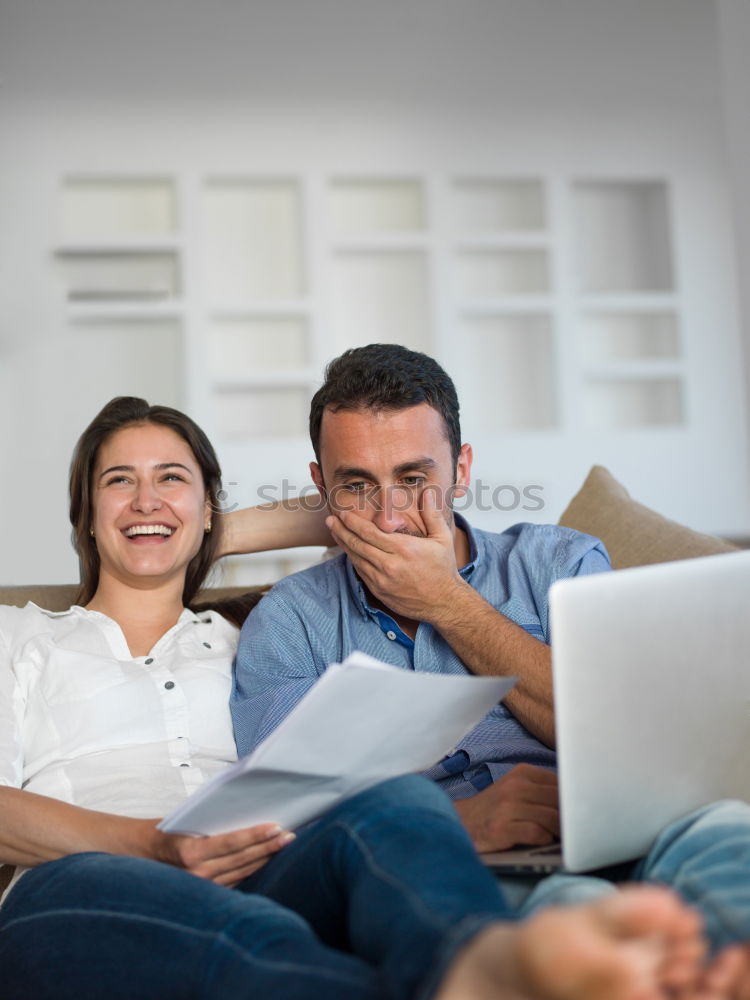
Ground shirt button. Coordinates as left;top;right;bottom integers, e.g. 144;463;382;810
202;642;211;649
386;630;397;641
145;658;154;665
164;681;175;690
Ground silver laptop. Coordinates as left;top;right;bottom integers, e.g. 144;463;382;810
483;549;750;874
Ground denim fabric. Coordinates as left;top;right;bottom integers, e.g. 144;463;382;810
512;799;750;953
0;776;510;1000
630;799;750;950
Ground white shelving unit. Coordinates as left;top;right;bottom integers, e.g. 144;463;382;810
51;169;718;582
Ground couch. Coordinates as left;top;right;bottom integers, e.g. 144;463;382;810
0;465;739;895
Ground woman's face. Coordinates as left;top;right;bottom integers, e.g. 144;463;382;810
91;422;211;593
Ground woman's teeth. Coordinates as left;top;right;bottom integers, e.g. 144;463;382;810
124;525;174;537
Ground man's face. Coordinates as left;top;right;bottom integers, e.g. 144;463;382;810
310;402;472;537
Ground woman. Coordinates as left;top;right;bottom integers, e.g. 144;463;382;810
0;397;735;1000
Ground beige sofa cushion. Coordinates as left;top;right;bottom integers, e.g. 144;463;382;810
0;583;263;612
558;465;738;569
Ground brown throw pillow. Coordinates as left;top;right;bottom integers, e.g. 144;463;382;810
558;465;738;570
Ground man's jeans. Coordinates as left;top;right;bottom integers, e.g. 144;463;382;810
0;776;510;1000
508;799;750;951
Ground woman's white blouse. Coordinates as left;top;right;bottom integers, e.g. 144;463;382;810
0;602;240;821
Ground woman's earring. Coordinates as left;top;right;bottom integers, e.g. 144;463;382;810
205;519;212;534
90;528;95;538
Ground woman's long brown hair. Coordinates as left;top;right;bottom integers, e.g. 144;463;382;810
69;397;224;608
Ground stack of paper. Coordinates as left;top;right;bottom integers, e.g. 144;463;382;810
160;651;514;836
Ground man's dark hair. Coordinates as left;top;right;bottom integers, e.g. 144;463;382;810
309;344;461;466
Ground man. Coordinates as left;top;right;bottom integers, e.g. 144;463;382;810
232;343;606;852
231;343;750;954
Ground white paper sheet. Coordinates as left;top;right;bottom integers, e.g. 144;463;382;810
159;651;515;836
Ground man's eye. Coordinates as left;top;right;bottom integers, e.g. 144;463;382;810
344;481;368;493
402;476;425;488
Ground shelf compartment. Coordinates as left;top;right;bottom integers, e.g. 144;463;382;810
329;179;426;235
210;301;311;319
576;294;677;311
56;238;181;254
221;551;323;587
460;297;553;315
214;372;312;390
456;234;550;251
328;250;431;354
451;178;547;233
454;314;558;432
584;361;683;380
66;301;184;321
214;386;309;440
64;318;182;409
455;248;550;296
57;250;179;300
332;235;430;252
579;311;680;363
208;316;309;378
61;177;177;239
573;180;674;293
202;179;305;300
582;376;684;429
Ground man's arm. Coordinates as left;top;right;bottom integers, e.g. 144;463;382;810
430;581;555;745
326;492;557;744
230;581;324;757
326;492;610;749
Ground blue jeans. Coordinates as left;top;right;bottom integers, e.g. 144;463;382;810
513;799;750;952
0;776;510;1000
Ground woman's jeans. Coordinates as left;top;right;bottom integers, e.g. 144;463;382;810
3;781;750;1000
0;776;510;1000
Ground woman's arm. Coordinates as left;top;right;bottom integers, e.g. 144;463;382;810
218;495;332;558
0;786;293;888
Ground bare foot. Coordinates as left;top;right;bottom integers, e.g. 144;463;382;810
687;946;749;999
434;886;731;1000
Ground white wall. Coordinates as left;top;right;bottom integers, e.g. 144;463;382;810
717;0;750;450
1;0;748;583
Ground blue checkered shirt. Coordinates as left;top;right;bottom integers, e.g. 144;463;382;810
231;518;611;799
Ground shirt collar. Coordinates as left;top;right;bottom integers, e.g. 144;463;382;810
29;602;202;628
455;512;479;579
344;512;480;618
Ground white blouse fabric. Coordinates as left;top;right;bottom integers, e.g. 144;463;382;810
0;602;240;822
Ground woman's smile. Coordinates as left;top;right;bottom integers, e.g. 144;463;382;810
91;423;210;589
